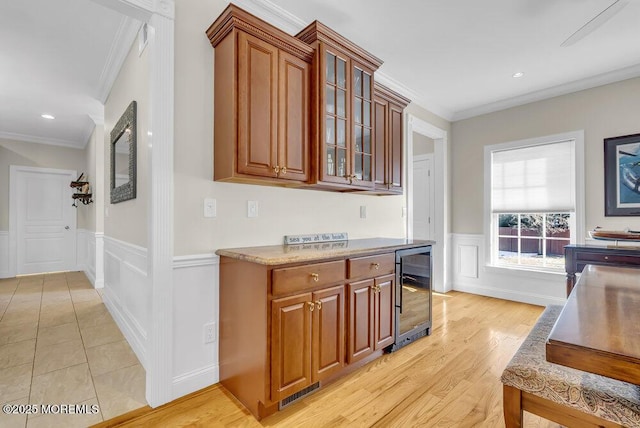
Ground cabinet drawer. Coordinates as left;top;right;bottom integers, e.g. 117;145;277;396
272;260;345;296
578;252;640;266
347;253;395;279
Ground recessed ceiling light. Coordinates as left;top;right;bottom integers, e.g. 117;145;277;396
512;72;525;78
41;114;55;120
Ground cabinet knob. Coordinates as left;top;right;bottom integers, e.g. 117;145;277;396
310;273;319;282
370;284;380;293
604;256;609;260
281;166;287;175
307;301;314;312
273;165;280;174
372;263;380;270
316;300;322;311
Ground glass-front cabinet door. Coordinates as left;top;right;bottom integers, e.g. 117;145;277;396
352;64;373;187
323;49;349;184
321;47;375;188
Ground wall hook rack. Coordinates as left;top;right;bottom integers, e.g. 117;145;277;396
70;173;93;207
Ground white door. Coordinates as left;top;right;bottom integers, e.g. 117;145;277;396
12;166;77;275
412;155;434;240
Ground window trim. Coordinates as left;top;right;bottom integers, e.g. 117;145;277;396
483;130;585;271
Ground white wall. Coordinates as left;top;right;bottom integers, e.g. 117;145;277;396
104;37;149;248
450;77;640;305
101;35;151;368
0;139;88;278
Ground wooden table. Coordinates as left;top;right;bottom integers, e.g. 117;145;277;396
546;264;640;384
564;244;640;296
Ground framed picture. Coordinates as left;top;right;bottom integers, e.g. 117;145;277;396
604;133;640;216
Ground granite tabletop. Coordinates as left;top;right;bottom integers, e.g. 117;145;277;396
215;238;435;265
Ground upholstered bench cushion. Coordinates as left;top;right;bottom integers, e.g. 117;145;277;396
501;305;640;427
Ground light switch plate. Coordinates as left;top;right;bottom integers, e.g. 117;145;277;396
360;205;367;219
204;198;216;218
247;200;258;218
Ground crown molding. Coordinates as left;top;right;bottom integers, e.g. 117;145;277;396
97;15;140;103
0;131;85;150
375;72;454;121
233;0;306;35
453;63;640;121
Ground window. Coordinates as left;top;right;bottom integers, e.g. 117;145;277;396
484;132;585;272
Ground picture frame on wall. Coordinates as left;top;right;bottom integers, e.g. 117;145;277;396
604;133;640;216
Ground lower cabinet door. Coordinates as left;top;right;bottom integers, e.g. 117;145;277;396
312;285;345;382
271;293;312;401
347;279;375;364
374;274;395;350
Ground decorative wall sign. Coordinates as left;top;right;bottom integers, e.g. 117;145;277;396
605;133;640;216
284;232;348;245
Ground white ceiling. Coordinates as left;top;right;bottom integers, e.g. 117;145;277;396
0;0;138;149
1;0;639;149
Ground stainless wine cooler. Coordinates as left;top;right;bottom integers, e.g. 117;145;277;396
391;246;432;351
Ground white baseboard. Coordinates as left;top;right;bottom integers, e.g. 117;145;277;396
172;364;219;399
452;280;566;307
103;235;149;369
171;253;220;400
0;231;8;278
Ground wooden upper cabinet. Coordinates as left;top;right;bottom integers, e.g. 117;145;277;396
296;21;383;190
373;83;410;194
207;5;313;185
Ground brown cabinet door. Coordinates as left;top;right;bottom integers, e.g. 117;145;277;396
374;274;395;350
388;104;404;192
271;293;312;401
373;97;388;190
278;51;310;182
237;32;278;178
347;279;375;364
312;285;345;382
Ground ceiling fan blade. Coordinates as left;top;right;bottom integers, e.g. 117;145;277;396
561;0;630;47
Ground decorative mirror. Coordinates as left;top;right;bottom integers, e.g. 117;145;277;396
110;101;137;203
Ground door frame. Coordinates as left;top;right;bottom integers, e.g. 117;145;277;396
9;165;78;277
412;153;435;240
405;114;449;293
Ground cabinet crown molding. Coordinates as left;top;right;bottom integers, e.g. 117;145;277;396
296;21;383;71
207;4;314;62
374;82;411;108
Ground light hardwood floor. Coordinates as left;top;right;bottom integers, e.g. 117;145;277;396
96;291;562;427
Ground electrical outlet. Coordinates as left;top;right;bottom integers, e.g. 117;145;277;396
247;200;258;218
204;198;216;218
204;322;217;344
360;205;367;219
402;206;406;217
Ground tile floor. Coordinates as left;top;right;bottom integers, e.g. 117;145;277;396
0;271;147;428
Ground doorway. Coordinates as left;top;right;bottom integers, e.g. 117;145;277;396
405;114;449;293
413;153;434;240
9;165;77;276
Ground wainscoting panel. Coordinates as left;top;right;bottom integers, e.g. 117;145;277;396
103;236;149;369
0;231;8;278
450;233;566;307
76;229;88;272
171;254;219;400
458;244;478;279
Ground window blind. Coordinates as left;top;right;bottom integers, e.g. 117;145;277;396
491;140;575;213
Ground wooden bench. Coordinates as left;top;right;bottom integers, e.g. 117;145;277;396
501;305;640;427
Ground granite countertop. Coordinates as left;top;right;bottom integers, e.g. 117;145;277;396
215;238;435;265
